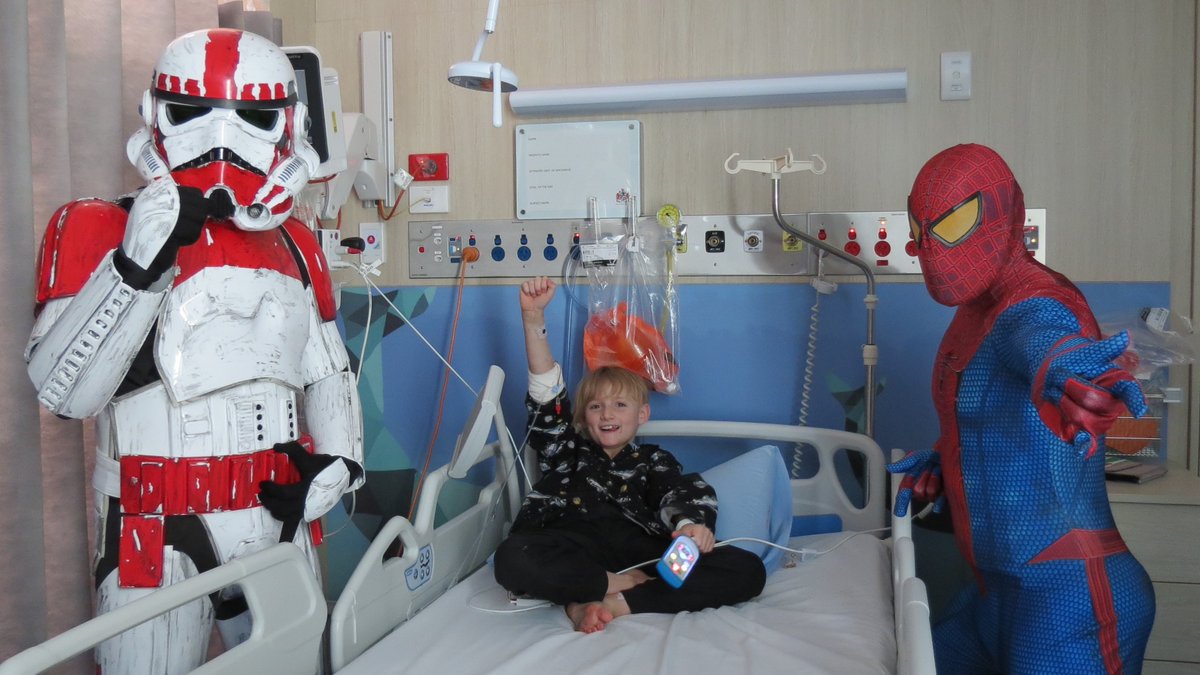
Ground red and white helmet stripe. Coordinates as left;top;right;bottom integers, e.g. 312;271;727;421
153;28;295;106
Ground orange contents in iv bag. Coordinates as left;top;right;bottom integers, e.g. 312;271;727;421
583;302;679;394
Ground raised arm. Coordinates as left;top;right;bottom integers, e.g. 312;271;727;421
520;276;557;376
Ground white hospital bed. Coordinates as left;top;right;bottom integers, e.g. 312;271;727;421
329;418;936;675
0;381;935;674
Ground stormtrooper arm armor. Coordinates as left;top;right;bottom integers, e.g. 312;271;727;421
299;317;365;522
26;179;213;418
26;253;170;418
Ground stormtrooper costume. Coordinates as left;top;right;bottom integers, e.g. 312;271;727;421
25;28;363;673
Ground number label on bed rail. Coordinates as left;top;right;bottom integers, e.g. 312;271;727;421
404;545;434;591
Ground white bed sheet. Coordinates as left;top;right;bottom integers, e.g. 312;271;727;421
336;532;897;675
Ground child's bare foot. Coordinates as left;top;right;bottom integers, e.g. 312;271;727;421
566;601;613;633
566;592;631;633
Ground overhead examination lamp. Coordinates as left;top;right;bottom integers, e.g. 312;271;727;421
448;0;519;128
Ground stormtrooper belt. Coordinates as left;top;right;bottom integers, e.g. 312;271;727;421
117;448;298;515
95;445;315;588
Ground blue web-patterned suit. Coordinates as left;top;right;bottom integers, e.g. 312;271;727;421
931;296;1156;675
900;144;1157;675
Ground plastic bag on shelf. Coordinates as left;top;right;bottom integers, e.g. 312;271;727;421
580;205;680;395
1099;307;1192;460
1099;307;1194;380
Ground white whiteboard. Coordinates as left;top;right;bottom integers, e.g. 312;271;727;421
515;120;642;220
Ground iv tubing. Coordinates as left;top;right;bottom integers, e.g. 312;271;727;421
769;179;878;438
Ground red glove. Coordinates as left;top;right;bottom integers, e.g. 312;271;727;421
1056;370;1144;457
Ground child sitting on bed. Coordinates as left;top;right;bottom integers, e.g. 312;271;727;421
494;276;767;633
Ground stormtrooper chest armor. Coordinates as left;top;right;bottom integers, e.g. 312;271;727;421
105;223;317;460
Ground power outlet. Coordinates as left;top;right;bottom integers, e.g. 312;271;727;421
317;228;342;265
410;185;450;214
360;222;385;265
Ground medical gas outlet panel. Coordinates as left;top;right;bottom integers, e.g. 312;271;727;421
806;211;917;274
409;215;815;278
410;220;576;278
807;208;1046;275
408;210;1045;278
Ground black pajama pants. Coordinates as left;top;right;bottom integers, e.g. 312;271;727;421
493;515;767;615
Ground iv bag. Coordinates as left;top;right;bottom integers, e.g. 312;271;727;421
580;212;680;395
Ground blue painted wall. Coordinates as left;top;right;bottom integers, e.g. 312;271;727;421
322;280;1168;597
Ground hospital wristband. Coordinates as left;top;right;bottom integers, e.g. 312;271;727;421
528;362;565;404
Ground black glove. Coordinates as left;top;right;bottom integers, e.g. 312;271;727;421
258;440;339;523
114;185;213;289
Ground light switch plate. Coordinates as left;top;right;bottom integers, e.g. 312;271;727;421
941;51;972;101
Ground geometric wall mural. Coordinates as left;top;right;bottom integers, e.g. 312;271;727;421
319;280;1171;599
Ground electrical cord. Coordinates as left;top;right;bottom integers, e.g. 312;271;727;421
408;252;474;520
346;260;541;570
559;242;590;377
354;270;374;386
307;259;381;540
336;259;480;538
376;191;407;222
468;527;893;614
444;422;536;588
792;250;836;478
353;266;479;397
616;528;891;575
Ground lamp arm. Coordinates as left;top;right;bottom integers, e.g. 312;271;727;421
484;0;501;33
471;0;501;61
470;29;489;62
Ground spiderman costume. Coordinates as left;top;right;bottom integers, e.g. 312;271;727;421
893;144;1155;674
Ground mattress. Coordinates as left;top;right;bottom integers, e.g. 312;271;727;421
336;532;898;675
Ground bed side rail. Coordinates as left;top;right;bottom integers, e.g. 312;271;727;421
329;441;514;672
890;448;936;675
637;420;887;533
0;543;325;675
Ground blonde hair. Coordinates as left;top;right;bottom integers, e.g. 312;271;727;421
572;366;650;434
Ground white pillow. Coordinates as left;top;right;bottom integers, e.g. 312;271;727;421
700;444;792;574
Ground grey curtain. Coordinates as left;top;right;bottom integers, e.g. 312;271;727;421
0;1;216;670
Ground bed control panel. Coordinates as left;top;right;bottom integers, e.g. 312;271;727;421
657;535;700;588
404;544;434;591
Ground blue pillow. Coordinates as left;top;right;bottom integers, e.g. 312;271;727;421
700;444;792;574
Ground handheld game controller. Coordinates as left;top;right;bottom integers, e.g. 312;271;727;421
657;534;700;589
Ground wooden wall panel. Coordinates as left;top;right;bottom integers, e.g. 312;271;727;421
271;0;1193;288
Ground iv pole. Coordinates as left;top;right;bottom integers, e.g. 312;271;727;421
725;150;878;438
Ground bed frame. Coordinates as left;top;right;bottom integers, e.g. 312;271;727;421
329;418;935;674
0;419;934;675
328;412;522;671
0;543;326;675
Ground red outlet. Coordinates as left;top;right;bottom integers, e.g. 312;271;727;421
408;153;449;181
